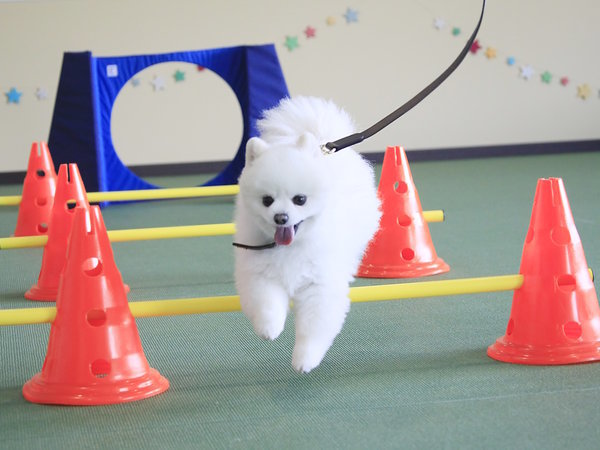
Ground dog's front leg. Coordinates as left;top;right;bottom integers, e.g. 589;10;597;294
292;284;350;373
238;279;289;341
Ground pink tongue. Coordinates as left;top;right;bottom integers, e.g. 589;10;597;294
275;226;294;245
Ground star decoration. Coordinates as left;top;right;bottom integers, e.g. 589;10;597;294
284;36;299;51
541;71;552;84
469;40;481;54
343;8;358;23
304;26;316;38
560;77;569;86
485;47;497;59
326;16;336;26
151;75;165;91
434;18;445;30
174;70;185;82
5;87;22;104
197;65;205;71
519;65;535;80
131;78;141;87
506;56;516;66
452;27;461;36
35;87;48;100
576;83;591;100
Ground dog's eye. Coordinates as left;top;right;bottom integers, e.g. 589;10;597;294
262;195;274;207
292;195;307;206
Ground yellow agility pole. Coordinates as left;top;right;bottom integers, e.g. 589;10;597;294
0;210;444;250
0;274;527;326
2;270;593;327
0;195;21;206
0;185;240;207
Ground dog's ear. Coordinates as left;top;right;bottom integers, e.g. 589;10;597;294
245;137;269;165
296;132;320;157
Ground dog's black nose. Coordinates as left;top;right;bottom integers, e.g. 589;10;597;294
274;213;289;225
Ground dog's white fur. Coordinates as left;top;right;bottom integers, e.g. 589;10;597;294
234;96;381;373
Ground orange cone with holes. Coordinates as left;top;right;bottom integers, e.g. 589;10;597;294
25;164;89;301
14;142;57;237
488;178;600;365
23;206;169;405
358;146;449;278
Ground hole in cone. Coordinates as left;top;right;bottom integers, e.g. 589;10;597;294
397;214;412;227
87;309;107;327
37;223;48;233
401;248;415;261
563;321;582;340
506;318;515;336
91;359;111;378
82;258;103;277
35;197;48;207
36;169;46;178
525;228;534;244
394;181;408;194
557;274;576;291
66;199;77;212
551;227;571;245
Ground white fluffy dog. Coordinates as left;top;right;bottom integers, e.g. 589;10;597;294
233;96;381;373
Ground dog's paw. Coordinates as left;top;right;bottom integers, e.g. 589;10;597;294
253;318;285;341
291;341;329;374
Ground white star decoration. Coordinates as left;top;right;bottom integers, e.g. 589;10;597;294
519;65;535;80
151;76;165;91
35;87;48;100
434;18;445;30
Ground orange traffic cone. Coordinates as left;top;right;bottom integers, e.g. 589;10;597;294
14;142;57;236
488;177;600;365
23;206;169;405
357;146;449;278
25;164;89;301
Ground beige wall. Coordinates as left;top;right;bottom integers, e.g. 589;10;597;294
1;0;599;173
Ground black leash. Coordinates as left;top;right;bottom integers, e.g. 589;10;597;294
233;0;486;250
322;0;486;153
232;241;276;250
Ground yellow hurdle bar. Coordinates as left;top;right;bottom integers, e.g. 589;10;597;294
0;195;22;206
2;270;593;327
0;185;241;206
0;274;525;326
0;210;444;250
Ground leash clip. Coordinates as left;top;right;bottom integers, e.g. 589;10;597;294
320;144;335;155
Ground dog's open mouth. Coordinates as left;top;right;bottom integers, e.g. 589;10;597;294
274;221;302;246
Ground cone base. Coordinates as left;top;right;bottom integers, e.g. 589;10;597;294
487;337;600;365
358;258;450;279
24;284;58;302
23;368;169;406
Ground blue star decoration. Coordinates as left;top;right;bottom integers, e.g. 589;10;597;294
344;7;359;23
5;87;22;104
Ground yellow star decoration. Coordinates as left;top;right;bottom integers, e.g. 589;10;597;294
485;47;497;59
577;83;592;100
326;16;336;25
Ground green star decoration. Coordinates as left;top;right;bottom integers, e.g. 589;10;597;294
452;27;461;36
174;70;185;82
541;71;552;84
284;36;299;51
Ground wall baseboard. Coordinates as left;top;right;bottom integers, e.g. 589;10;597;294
1;139;599;186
